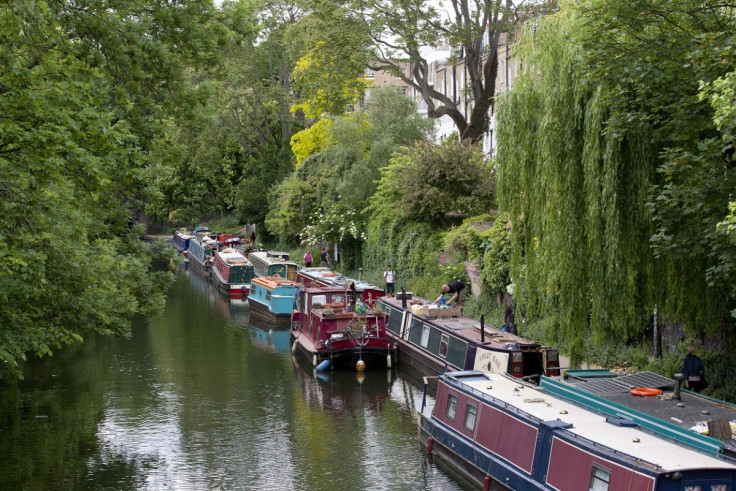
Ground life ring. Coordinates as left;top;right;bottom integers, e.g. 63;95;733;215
630;387;662;397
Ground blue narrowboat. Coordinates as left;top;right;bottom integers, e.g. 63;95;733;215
172;230;195;254
248;275;300;322
186;233;217;273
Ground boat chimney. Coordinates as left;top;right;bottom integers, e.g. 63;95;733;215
673;372;684;401
480;315;485;343
401;287;407;309
358;268;363;281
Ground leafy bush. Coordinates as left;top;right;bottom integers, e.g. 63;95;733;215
480;215;511;294
463;293;505;328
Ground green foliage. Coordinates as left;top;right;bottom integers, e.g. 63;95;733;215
0;0;218;377
370;139;496;228
572;0;736;330
462;293;505;329
291;119;333;166
268;89;431;266
288;6;371;117
496;6;733;365
480;216;512;295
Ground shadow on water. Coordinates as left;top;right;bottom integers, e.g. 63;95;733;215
0;266;474;490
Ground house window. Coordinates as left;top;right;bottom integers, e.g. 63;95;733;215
463;403;478;431
589;464;611;491
445;393;457;420
346;104;355;113
439;334;449;357
365;68;375;79
420;325;430;347
398;86;407;95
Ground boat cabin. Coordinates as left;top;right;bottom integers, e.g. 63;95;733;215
379;295;559;380
250;251;298;280
213;248;254;284
296;267;384;305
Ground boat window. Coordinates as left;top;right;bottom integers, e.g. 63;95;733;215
420;325;430;347
710;486;727;491
332;294;344;304
312;295;327;307
439;334;449;357
588;464;611;491
463;403;478;431
445;393;457;420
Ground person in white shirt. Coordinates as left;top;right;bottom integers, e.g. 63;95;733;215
383;265;396;297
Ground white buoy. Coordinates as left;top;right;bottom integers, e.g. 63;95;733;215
312;354;318;366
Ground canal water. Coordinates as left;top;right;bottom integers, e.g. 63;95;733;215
0;266;473;490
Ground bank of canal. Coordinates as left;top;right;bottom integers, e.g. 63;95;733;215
0;266;473;490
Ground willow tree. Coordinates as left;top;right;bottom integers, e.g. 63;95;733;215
497;10;658;365
498;2;736;365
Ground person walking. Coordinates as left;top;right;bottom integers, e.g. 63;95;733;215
303;250;313;268
383;265;396;297
683;346;707;392
320;247;330;267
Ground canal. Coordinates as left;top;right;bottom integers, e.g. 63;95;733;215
0;266;474;490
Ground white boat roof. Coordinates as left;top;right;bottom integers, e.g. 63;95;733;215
456;373;736;471
218;248;249;263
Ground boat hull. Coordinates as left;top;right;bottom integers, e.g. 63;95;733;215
419;371;736;491
291;333;397;371
249;298;293;321
187;252;212;273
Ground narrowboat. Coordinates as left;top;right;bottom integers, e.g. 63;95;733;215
248;275;301;322
419;370;736;490
378;295;559;381
249;250;298;280
296;267;384;305
186;233;217;273
290;285;397;371
211;247;255;299
172;229;195;254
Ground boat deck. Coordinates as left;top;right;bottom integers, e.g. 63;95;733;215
379;296;544;350
448;372;736;471
558;370;736;434
251;275;300;289
298;268;383;292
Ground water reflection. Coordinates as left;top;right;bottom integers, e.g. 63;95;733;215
0;267;472;490
250;319;293;355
